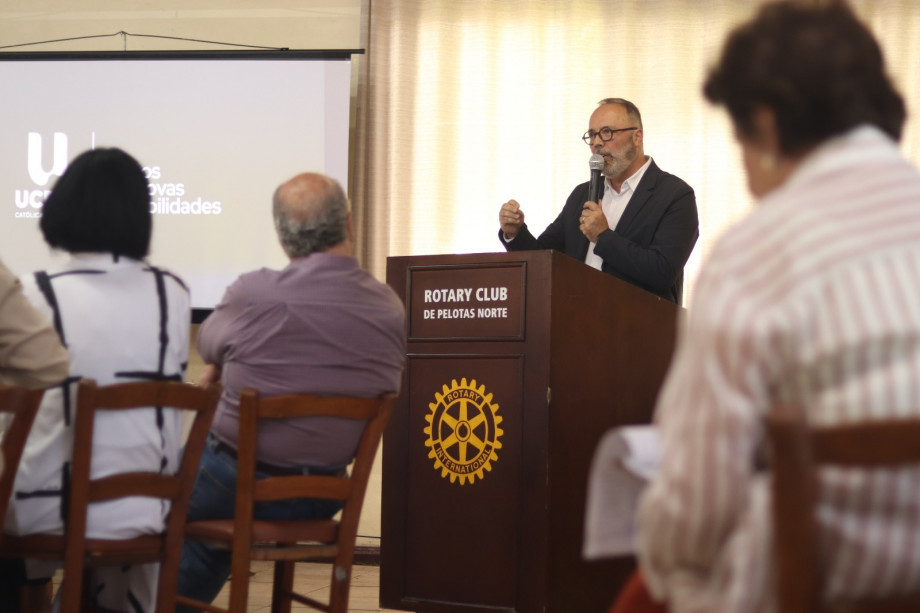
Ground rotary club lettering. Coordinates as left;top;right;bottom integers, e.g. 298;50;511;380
422;286;509;320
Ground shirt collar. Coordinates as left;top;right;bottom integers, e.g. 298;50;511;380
764;125;897;204
65;252;143;269
607;155;653;195
287;251;358;269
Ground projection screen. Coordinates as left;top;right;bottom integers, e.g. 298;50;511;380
0;50;355;311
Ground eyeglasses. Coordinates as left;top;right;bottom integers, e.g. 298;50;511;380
582;126;639;145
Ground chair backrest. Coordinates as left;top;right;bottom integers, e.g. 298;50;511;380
234;387;397;555
0;385;43;540
767;405;920;613
60;378;219;611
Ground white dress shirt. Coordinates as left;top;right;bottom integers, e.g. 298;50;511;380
584;156;652;270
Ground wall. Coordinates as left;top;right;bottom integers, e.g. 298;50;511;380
0;3;361;52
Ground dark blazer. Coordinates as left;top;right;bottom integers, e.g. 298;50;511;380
499;160;699;304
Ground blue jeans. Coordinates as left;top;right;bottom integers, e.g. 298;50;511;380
175;435;344;611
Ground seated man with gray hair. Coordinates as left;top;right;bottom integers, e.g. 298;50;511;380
176;172;406;608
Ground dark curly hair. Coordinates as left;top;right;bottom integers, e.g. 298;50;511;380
703;0;905;155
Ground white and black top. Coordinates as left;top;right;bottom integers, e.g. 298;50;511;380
5;253;190;610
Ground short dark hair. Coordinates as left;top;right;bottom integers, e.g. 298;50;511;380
272;175;348;258
598;97;643;130
40;148;152;259
703;0;905;155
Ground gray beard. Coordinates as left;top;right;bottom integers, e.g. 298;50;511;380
602;142;637;180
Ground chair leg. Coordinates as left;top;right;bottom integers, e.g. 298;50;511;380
271;561;294;613
58;572;86;613
227;562;252;613
328;563;351;613
20;581;53;613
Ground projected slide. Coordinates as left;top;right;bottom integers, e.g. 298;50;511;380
0;52;352;309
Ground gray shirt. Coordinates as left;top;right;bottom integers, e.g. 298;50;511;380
199;252;406;467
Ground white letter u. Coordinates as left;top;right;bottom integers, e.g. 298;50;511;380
27;132;68;187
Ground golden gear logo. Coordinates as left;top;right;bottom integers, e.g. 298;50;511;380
424;378;503;485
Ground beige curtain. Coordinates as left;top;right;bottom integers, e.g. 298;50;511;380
355;0;920;306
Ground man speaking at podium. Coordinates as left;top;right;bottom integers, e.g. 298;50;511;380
498;98;699;304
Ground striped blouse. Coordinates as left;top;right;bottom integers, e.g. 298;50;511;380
636;126;920;613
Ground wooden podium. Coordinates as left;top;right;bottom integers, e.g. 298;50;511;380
381;251;681;613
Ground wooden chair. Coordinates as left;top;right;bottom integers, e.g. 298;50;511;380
767;405;920;613
0;385;44;543
175;388;397;613
0;379;219;613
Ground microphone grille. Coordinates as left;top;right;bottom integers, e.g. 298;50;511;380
589;153;604;170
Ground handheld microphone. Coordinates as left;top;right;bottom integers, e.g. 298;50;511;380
588;153;604;203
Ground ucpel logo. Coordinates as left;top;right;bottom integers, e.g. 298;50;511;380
424;378;503;486
15;132;68;213
14;133;220;218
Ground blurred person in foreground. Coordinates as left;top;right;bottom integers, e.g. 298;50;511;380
0;257;69;389
1;148;190;612
0;255;69;610
176;173;406;609
498;98;699;304
612;2;920;612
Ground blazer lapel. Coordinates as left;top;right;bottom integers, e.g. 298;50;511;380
614;161;660;233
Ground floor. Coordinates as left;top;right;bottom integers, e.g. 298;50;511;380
211;561;404;612
54;561;403;612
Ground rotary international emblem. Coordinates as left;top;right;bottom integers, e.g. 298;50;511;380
424;378;503;485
